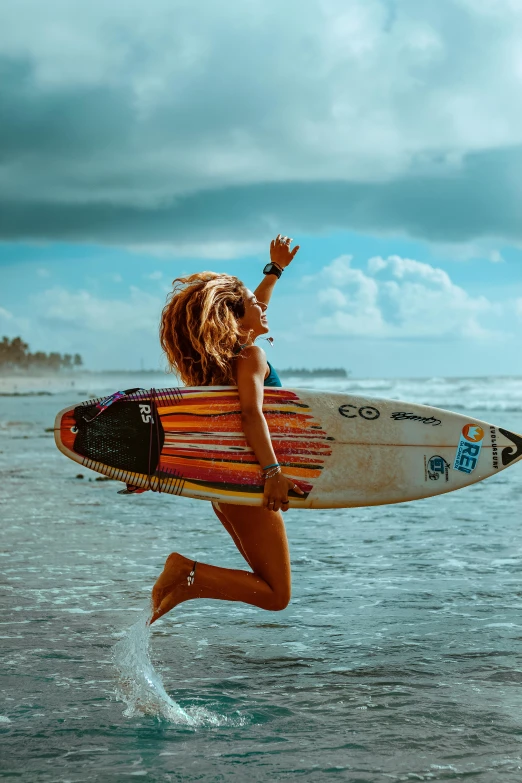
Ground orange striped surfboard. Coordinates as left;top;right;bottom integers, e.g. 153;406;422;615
54;386;522;508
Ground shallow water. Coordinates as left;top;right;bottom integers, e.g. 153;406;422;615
1;377;522;781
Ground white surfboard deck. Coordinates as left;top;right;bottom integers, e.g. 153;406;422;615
54;386;522;509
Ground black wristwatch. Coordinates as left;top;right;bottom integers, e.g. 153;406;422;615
263;262;283;279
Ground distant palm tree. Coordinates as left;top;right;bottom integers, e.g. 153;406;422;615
0;336;84;372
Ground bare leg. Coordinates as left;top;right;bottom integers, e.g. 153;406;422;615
211;501;255;569
150;502;291;623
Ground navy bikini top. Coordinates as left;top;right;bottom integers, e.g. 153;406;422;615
234;345;282;387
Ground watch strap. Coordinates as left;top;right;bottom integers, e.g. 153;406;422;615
263;263;283;279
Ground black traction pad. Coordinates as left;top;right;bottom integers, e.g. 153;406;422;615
73;399;165;475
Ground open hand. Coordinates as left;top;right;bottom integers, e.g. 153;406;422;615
270;234;300;269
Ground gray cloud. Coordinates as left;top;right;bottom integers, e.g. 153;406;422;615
1;147;521;248
1;0;522;252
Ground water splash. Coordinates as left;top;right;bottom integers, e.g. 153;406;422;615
112;608;248;727
112;607;195;724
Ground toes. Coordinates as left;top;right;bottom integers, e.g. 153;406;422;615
150;591;175;624
151;553;182;602
151;583;169;613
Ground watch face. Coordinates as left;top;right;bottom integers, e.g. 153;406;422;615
263;263;281;276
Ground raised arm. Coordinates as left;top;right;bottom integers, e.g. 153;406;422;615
253;234;300;307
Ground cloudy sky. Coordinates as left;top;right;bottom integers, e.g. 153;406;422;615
1;0;521;377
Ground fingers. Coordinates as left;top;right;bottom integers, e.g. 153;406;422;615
271;234;298;251
263;490;274;511
265;496;295;513
289;479;306;496
263;490;283;513
264;495;279;512
263;475;306;512
269;234;299;273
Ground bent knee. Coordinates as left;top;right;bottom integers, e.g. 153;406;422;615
268;587;291;612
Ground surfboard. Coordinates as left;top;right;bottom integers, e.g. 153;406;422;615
54;386;522;509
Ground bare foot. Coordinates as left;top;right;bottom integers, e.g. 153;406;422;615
150;552;195;624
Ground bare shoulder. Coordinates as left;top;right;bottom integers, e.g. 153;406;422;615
235;344;267;381
238;344;266;364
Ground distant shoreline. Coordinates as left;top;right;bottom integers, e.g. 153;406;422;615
1;370;520;397
279;368;348;377
0;370;172;396
1;367;349;377
0;367;348;395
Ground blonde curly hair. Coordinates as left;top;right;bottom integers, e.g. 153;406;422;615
160;272;248;386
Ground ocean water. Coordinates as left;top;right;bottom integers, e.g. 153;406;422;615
1;374;522;782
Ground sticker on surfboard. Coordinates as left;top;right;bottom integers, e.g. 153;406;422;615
453;424;485;474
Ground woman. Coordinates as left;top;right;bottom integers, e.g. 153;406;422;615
150;234;305;624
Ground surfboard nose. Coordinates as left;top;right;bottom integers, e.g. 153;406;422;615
498;428;522;467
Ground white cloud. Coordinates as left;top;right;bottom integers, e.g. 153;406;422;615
146;270;163;280
125;240;265;261
0;305;31;340
35;286;162;335
489;250;504;263
318;287;347;308
311;255;499;339
433;241;508;262
20;285;167;368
